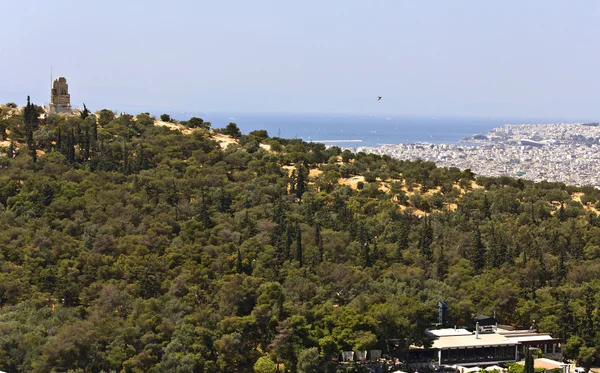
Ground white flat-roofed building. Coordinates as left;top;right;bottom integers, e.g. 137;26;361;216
406;325;562;368
497;328;563;359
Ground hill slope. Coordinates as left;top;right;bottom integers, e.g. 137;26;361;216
0;106;600;372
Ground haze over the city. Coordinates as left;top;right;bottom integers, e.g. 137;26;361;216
1;0;599;117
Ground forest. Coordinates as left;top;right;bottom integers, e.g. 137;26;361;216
1;99;600;373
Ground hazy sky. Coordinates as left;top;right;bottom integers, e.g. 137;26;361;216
1;1;599;118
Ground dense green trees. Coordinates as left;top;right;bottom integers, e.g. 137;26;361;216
2;104;600;371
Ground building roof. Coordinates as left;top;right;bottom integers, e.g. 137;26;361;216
517;358;565;370
506;334;558;343
428;328;472;337
430;332;517;349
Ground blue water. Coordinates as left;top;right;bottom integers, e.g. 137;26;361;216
164;112;592;148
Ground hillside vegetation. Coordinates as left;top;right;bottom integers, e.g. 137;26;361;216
1;103;600;372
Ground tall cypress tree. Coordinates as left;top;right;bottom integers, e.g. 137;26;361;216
471;225;486;272
91;117;98;150
197;187;213;229
482;194;491;219
83;128;90;163
436;244;448;279
56;125;62;153
396;215;410;260
296;222;303;267
23;96;37;163
80;103;90;120
67;126;75;163
487;223;506;268
558;202;566;222
122;139;129;174
295;165;307;200
315;220;323;263
359;225;372;267
524;348;534;373
236;246;244;274
418;217;433;261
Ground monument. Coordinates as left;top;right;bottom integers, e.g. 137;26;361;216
49;77;72;114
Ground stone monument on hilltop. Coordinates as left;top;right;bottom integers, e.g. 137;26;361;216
49;77;72;114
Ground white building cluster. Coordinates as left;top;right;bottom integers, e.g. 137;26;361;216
358;122;600;187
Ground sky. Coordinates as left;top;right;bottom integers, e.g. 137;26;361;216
1;0;599;118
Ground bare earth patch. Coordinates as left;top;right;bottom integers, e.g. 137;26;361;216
212;133;239;149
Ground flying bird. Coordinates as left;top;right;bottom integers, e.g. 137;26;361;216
377;96;382;101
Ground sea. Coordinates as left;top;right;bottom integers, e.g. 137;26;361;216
165;112;594;149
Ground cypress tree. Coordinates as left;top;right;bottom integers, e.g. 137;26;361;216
524;347;534;373
482;194;491;219
66;126;75;163
487;223;506;268
558;202;566;222
8;141;15;158
296;222;303;267
362;241;372;268
296;165;307;200
359;226;372;267
198;187;213;229
315;220;323;263
285;221;293;260
80;103;90;120
471;225;486;272
122;139;129;174
56;126;62;152
436;244;448;279
396;215;410;260
418;217;433;261
236;247;244;274
289;170;297;195
83;128;90;162
91;117;98;150
23;96;37;163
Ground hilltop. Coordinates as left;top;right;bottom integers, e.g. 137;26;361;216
1;103;600;372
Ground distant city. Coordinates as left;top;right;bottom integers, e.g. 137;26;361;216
358;122;600;187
